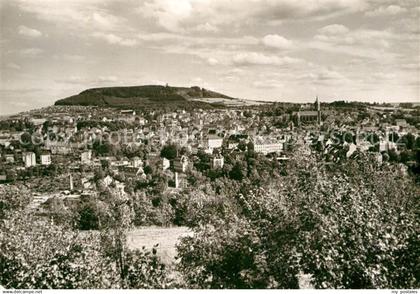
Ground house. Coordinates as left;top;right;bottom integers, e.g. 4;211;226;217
40;153;52;165
211;154;224;169
131;156;143;168
81;150;92;164
345;143;357;158
162;157;170;171
226;134;248;150
23;152;36;168
173;155;188;173
395;119;408;128
253;137;284;155
174;172;188;189
4;154;14;163
205;135;223;151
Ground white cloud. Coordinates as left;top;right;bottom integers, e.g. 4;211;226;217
19;48;44;57
52;54;85;62
56;75;119;85
140;0;194;32
6;62;21;70
15;0;128;32
194;22;218;33
253;79;283;89
372;72;397;80
262;34;293;49
139;0;367;33
232;52;302;66
18;25;42;38
318;24;349;35
313;27;398;56
93;32;138;47
207;58;219;65
366;5;407;17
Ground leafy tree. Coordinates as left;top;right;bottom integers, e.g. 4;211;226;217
229;162;245;181
177;146;419;289
78;201;100;230
160;144;178;160
0;212;171;289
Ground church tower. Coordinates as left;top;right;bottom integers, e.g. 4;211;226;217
315;96;321;126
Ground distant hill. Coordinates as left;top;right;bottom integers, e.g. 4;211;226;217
55;85;237;109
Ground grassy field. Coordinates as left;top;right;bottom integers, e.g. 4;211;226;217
127;226;192;265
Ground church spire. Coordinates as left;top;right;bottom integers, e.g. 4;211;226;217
315;96;321;126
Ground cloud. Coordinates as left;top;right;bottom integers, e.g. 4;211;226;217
6;62;21;70
318;24;349;35
138;0;367;33
19;48;44;57
15;0;128;32
140;0;194;32
194;22;218;33
232;52;302;66
207;58;219;65
312;27;398;56
262;34;293;49
93;32;138;47
253;79;283;89
372;72;397;80
52;54;85;62
366;5;407;17
18;25;42;38
56;75;119;85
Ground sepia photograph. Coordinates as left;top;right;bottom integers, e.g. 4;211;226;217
0;0;419;292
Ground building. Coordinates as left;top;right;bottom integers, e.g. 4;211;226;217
254;142;284;155
81;150;92;164
205;135;223;151
226;134;248;150
211;154;224;169
40;153;52;165
23;152;36;168
293;97;322;126
131;156;143;168
174;172;188;189
162;157;170;171
395;119;408;128
173;155;189;173
4;154;14;163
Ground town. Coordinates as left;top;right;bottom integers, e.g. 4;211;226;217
1;97;419;289
1;98;419;212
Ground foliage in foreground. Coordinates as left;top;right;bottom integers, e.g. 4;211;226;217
177;152;419;289
0;215;170;289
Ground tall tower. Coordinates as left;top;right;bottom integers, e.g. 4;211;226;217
69;174;74;191
315;96;321;126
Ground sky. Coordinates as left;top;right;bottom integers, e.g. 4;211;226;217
0;0;419;115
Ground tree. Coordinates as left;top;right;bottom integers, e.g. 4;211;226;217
78;201;100;230
229;162;245;181
0;185;31;220
177;147;419;289
160;144;178;160
0;212;171;289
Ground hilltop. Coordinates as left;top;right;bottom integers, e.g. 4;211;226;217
54;85;240;109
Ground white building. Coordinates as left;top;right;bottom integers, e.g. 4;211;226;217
40;154;51;165
162;157;170;171
253;137;284;155
23;152;36;168
173;155;189;173
254;143;283;155
81;150;92;164
131;156;143;168
206;135;223;150
211;154;224;169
